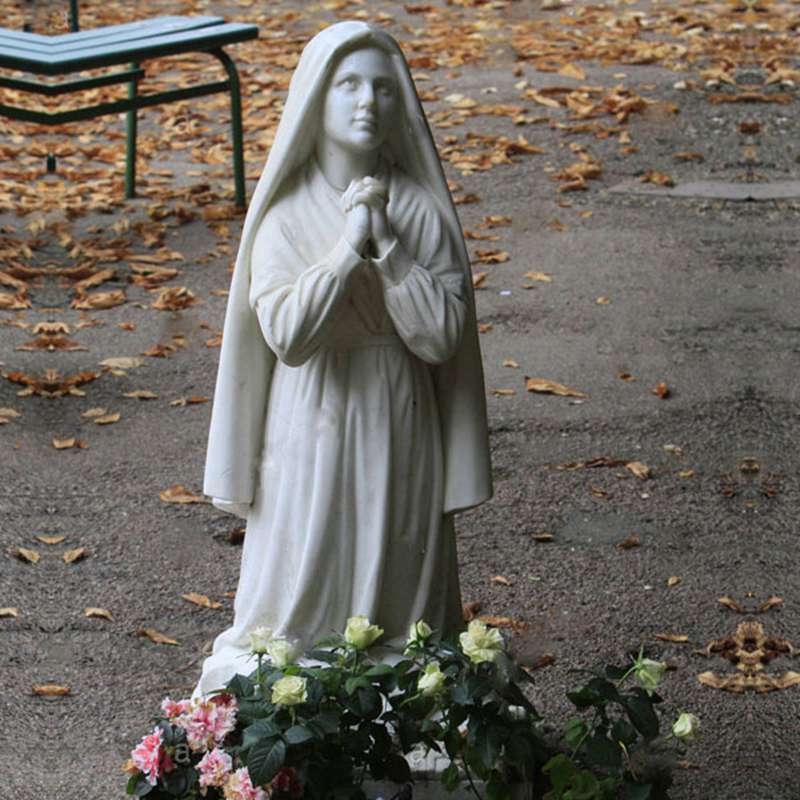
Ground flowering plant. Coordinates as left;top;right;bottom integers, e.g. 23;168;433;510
125;616;546;799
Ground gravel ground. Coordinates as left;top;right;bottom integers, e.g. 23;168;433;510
1;1;799;798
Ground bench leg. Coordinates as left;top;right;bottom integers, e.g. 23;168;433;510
125;62;138;199
212;49;246;209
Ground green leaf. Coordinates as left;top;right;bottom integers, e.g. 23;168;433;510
486;771;511;800
622;692;660;741
441;763;460;792
444;726;462;758
586;677;621;703
566;686;602;709
584;731;622;769
563;717;588;749
543;754;577;793
226;673;255;698
611;719;637;747
384;753;412;783
242;719;282;749
344;685;382;720
247;737;287;786
604;665;629;681
131;775;154;797
365;664;395;678
285;724;314;745
566;770;601;800
162;768;190;796
345;676;372;695
623;782;652;800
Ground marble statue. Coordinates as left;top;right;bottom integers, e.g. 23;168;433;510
195;20;492;697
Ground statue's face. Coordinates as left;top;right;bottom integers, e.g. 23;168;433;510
321;47;398;155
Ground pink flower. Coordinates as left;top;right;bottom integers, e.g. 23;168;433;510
198;748;233;792
161;696;192;722
224;766;269;800
130;727;174;786
181;696;239;752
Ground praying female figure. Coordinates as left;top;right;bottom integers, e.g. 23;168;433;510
196;21;492;696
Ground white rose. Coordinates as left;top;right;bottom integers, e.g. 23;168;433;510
672;712;699;741
266;637;298;669
633;657;667;695
344;616;384;650
248;626;273;655
417;662;446;697
406;619;433;649
459;619;504;664
271;676;307;706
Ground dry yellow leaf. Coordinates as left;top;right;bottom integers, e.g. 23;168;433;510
525;377;587;398
626;461;651;480
32;684;71;697
558;62;586;81
490;575;512;586
523;271;552;283
71;290;126;310
53;437;76;450
0;407;21;419
13;547;40;564
81;407;107;418
136;628;180;646
181;592;222;610
63;548;87;564
100;357;143;370
667;576;682;588
472;271;488;289
653;381;670;399
85;607;113;621
36;535;65;545
757;596;784;613
532;532;554;542
491;388;516;397
0;607;19;617
94;412;121;425
503;358;520;368
678;469;695;478
616;533;640;550
123;390;158;400
160;485;207;504
170;396;210;407
655;633;689;643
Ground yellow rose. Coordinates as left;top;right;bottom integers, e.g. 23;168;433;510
672;712;699;741
417;662;446;697
248;626;273;655
633;657;666;695
459;619;504;664
271;675;307;706
344;615;384;650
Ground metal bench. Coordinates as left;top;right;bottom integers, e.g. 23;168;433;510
0;14;259;206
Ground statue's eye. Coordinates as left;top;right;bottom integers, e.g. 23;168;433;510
377;82;395;98
338;76;359;90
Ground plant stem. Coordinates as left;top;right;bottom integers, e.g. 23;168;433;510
256;654;263;698
461;756;484;800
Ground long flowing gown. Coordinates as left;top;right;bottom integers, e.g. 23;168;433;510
196;159;469;695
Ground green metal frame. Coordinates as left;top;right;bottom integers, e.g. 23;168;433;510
0;17;256;207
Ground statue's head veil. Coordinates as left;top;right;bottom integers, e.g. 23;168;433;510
204;21;492;514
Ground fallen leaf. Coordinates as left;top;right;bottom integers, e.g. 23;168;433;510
478;323;493;333
655;633;689;643
135;628;180;646
483;215;512;227
640;170;674;188
503;358;520;368
532;532;554;542
617;372;636;381
473;249;510;264
491;388;516;397
170;396;210;407
81;407;107;418
117;321;137;331
490;575;512;586
94;412;121;425
653;381;670;399
678;469;695;478
152;286;198;311
0;407;21;420
462;601;482;621
718;596;744;613
35;535;65;545
667;576;682;588
616;534;640;550
52;437;76;450
472;271;488;289
123;390;158;400
479;615;525;631
100;356;143;370
84;607;113;621
71;290;126;310
63;547;87;564
596;296;611;305
227;527;246;545
181;592;222;610
160;485;207;504
626;461;651;480
757;596;783;613
32;684;71;697
523;271;552;283
558;62;586;81
0;607;19;617
525;377;587;398
12;547;40;563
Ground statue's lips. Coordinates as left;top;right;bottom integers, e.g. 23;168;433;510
353;117;377;130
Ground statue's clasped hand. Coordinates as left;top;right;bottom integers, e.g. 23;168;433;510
341;176;395;259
